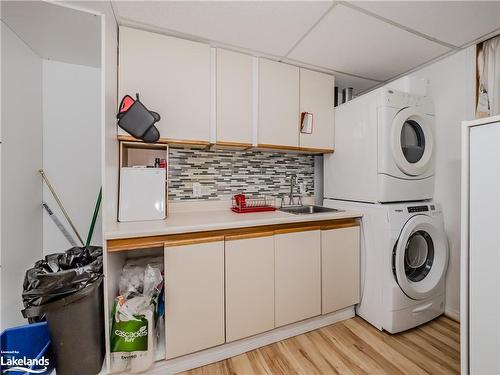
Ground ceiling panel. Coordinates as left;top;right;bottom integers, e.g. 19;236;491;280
112;1;333;57
1;1;101;67
287;4;450;81
353;1;500;47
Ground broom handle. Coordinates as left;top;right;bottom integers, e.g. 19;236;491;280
86;187;102;247
39;169;85;246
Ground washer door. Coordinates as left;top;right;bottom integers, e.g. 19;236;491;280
393;215;448;300
391;107;434;176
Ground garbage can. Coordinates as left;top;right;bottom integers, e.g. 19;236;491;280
21;246;105;375
45;277;104;375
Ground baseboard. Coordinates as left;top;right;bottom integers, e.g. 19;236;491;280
445;308;460;322
148;307;355;375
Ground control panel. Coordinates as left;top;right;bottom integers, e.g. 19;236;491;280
407;205;430;213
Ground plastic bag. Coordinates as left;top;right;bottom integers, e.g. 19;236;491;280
22;246;103;321
118;256;164;296
111;259;164;374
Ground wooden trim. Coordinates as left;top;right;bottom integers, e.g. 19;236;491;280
107;218;359;252
164;235;224;247
257;143;334;154
320;221;360;231
212;141;253;150
108;238;165;252
117;134;210;148
117;136;333;154
225;231;274;241
257;143;301;152
274;225;320;235
299;147;334;154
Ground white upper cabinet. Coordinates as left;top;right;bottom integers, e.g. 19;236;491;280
216;49;253;146
118;26;211;143
258;58;300;148
299;69;335;150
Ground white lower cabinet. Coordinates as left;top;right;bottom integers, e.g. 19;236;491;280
161;222;360;361
225;234;275;341
164;238;225;359
321;226;361;314
274;229;321;327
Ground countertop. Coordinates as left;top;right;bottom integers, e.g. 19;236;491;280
105;208;362;240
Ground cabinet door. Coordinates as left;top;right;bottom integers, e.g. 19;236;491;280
321;226;360;314
258;59;299;148
119;26;211;142
275;229;321;326
216;49;253;146
164;239;224;359
225;234;274;341
299;69;335;150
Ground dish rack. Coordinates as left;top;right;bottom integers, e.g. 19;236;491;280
231;195;276;213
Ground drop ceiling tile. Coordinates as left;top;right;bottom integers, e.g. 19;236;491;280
112;1;333;57
287;4;450;81
353;1;500;47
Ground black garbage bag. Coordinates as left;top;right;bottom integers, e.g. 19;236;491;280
22;246;103;321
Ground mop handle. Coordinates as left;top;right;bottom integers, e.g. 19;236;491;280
39;169;85;246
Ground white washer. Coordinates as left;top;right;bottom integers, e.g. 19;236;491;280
324;87;435;203
325;199;448;333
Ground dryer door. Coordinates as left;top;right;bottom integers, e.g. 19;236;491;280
391;107;434;176
393;214;448;300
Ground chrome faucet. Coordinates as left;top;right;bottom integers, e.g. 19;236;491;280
281;173;302;207
289;173;296;203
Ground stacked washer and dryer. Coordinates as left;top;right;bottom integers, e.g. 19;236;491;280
324;87;448;333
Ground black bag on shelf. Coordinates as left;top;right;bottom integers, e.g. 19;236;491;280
117;93;161;143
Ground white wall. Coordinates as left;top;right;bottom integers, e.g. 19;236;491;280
391;47;476;320
42;60;101;252
1;23;43;329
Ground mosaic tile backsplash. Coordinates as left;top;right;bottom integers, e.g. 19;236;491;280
168;147;315;201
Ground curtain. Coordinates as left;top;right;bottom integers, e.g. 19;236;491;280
477;35;500;117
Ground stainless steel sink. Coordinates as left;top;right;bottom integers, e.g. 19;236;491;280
279;205;342;215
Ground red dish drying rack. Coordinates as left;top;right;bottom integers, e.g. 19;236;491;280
231;194;276;213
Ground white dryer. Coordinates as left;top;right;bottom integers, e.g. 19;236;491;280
324;199;448;333
324;87;435;203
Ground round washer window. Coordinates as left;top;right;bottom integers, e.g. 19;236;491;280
404;230;434;282
401;120;426;163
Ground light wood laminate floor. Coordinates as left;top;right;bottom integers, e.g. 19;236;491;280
180;316;459;375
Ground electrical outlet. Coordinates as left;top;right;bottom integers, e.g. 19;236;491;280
193;182;202;198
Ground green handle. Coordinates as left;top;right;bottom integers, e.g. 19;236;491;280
86;187;102;247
